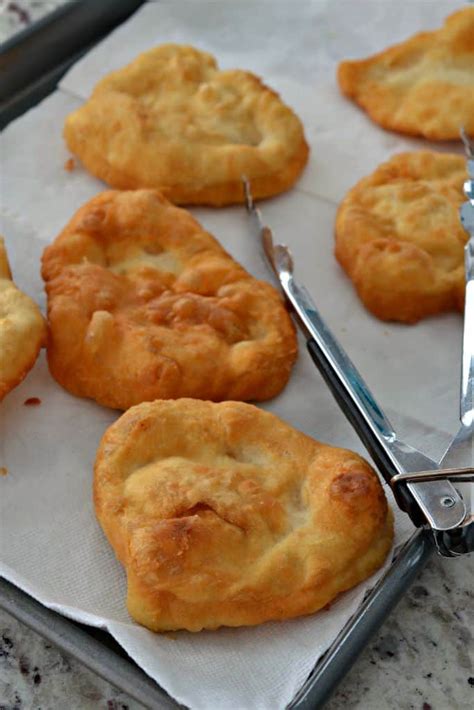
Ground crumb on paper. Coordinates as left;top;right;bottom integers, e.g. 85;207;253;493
0;467;8;476
24;397;41;406
64;157;75;172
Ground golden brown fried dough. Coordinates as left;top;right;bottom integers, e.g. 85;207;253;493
0;237;46;401
335;151;467;323
42;190;297;409
64;44;309;205
94;399;393;632
338;7;474;140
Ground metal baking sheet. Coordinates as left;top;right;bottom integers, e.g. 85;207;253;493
0;3;434;707
0;0;145;127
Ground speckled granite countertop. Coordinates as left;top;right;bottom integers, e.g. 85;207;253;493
0;2;473;709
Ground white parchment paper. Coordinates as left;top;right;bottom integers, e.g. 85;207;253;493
0;2;467;708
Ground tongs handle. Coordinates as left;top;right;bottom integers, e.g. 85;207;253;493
286;282;409;468
279;274;466;532
242;178;466;534
283;279;421;483
461;242;474;427
460;147;474;428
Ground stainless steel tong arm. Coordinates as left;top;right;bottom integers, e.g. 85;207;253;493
282;270;466;532
243;179;466;533
460;128;474;429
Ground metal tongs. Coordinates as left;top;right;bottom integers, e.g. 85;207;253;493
242;134;474;558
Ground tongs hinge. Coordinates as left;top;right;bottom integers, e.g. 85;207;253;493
391;466;473;550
